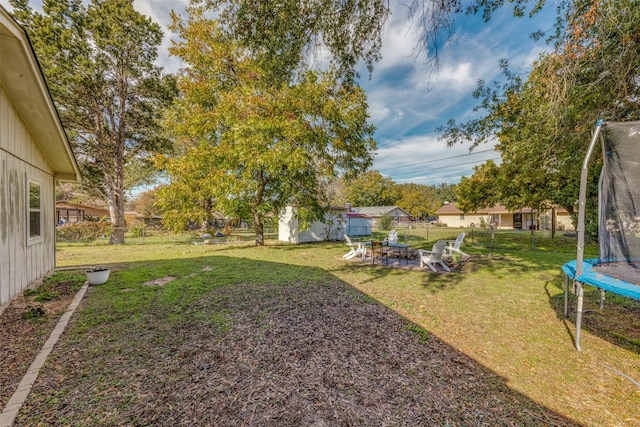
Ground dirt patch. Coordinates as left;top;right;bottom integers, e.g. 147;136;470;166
143;276;176;287
13;277;578;426
0;277;82;407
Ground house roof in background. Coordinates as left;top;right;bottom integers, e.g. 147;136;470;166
436;202;561;215
352;206;411;217
346;212;372;218
1;5;80;182
56;201;109;214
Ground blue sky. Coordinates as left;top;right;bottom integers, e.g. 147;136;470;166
2;0;558;186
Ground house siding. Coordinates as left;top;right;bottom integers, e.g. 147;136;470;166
439;213;488;228
556;212;575;230
0;87;56;307
436;202;576;231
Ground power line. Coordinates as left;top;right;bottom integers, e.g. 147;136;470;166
377;148;495;172
389;157;501;178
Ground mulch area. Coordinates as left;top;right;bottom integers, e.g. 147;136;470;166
0;280;80;408
7;274;578;426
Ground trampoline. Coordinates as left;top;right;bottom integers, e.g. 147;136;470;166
563;120;640;350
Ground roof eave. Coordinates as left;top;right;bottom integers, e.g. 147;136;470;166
1;6;81;183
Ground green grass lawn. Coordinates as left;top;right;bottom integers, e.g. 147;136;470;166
17;228;640;425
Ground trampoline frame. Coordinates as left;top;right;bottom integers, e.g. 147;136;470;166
565;119;640;350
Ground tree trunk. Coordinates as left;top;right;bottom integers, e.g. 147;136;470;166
108;187;126;244
201;198;213;231
254;211;264;246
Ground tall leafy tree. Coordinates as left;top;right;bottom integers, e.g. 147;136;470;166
455;160;501;213
440;0;640;237
342;170;397;207
127;187;164;219
434;183;458;204
196;0;548;82
395;183;440;219
10;0;176;244
161;7;376;245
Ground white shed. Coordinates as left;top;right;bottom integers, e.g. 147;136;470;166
1;6;81;310
345;212;372;236
278;206;347;244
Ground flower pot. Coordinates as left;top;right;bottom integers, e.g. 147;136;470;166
86;268;110;285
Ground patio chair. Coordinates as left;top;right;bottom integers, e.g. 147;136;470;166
343;235;365;260
418;240;451;272
445;232;469;258
370;241;389;265
386;229;398;244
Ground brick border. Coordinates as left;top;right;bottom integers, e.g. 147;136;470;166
0;282;89;427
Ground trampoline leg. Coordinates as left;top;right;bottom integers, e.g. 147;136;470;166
575;282;584;351
600;289;605;310
564;274;569;317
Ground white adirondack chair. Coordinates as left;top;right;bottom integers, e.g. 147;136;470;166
343;235;365;260
445;232;469;258
418;240;451;272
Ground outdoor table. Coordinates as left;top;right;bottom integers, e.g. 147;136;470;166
358;241;412;265
385;242;411;265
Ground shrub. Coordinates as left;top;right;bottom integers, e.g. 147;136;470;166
128;220;146;238
380;215;393;230
56;219;110;243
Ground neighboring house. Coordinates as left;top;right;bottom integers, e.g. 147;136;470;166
56;201;144;226
279;205;347;243
56;201;110;223
1;6;81;309
435;202;575;231
351;206;412;226
555;208;575;231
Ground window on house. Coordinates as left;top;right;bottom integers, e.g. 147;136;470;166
28;179;42;242
459;214;465;220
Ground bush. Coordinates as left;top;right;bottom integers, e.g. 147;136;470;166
380;215;393;230
56;219;110;243
128;220;146;238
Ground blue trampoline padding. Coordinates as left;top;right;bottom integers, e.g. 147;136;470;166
562;259;640;301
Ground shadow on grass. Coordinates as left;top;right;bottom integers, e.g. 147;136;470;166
466;247;640;354
543;274;640;355
17;255;579;426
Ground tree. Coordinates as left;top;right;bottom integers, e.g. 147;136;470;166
196;0;547;83
160;7;376;245
342;170;397;207
434;183;458;204
440;0;640;238
455;160;501;213
127;187;163;219
395;183;440;219
10;0;176;244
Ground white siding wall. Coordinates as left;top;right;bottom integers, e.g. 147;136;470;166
279;206;347;243
0;87;56;307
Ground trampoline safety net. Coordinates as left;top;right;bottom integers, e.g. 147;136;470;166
596;120;640;284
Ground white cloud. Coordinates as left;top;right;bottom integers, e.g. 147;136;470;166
357;3;555;185
370;134;500;184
